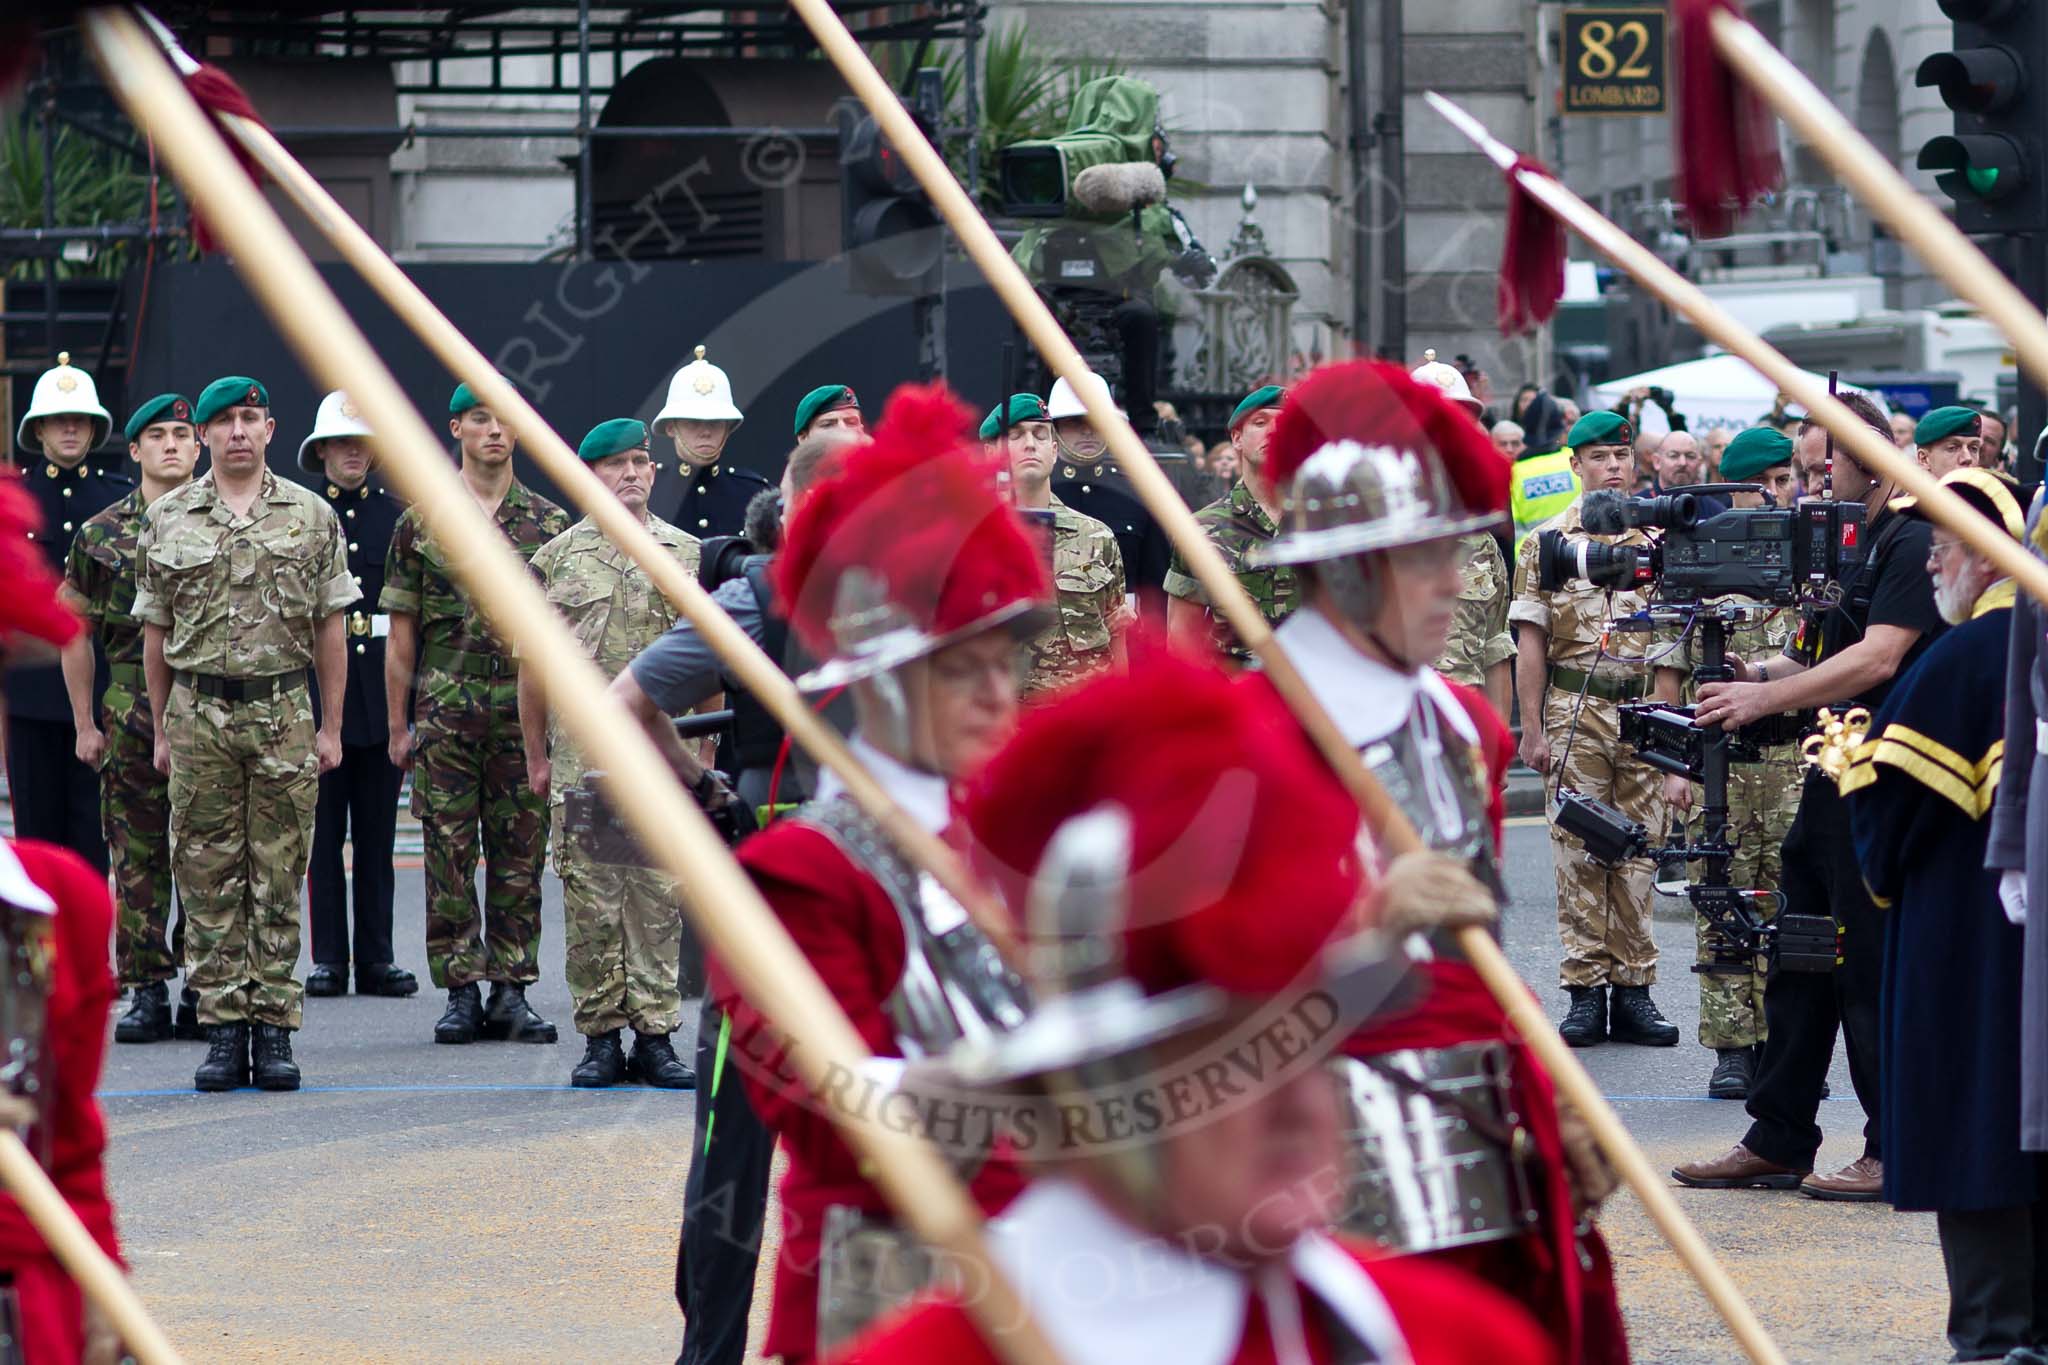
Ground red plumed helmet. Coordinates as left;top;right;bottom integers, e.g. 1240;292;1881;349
774;383;1051;687
1257;360;1509;568
962;644;1366;999
0;473;81;651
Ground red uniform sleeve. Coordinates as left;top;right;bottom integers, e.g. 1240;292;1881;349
718;821;907;1137
9;842;121;1264
1352;1242;1559;1365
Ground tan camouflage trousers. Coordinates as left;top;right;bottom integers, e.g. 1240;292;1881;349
99;690;180;984
1544;691;1662;987
1695;757;1802;1048
552;807;693;1037
166;682;317;1029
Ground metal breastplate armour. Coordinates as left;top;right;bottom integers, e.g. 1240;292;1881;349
1337;690;1540;1255
1358;693;1503;905
798;797;1031;1059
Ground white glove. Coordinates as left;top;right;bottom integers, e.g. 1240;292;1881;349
2001;869;2028;926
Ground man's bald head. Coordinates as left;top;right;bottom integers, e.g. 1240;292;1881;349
1654;430;1702;488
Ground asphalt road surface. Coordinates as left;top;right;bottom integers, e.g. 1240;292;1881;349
99;819;1942;1363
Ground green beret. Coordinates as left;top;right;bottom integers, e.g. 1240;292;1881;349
1228;384;1285;431
793;383;858;436
124;393;193;444
979;394;1047;441
1914;404;1981;446
193;377;268;426
449;381;483;417
1717;427;1794;483
578;418;650;463
1567;410;1631;448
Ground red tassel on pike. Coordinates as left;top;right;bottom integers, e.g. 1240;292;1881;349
180;64;266;255
1499;155;1566;336
1674;0;1784;238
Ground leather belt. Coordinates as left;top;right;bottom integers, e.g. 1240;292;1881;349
1549;665;1647;703
173;668;307;702
420;642;512;678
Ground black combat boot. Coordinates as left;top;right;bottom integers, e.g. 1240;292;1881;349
434;983;484;1045
355;963;419;998
1558;985;1607;1047
482;983;558;1044
1609;985;1680;1046
629;1030;697;1090
304;964;346;998
193;1023;250;1092
1708;1047;1754;1099
172;985;202;1040
251;1024;301;1092
114;981;172;1043
570;1031;628;1088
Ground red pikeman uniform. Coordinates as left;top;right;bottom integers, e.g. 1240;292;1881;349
835;651;1557;1365
1245;361;1629;1363
711;386;1052;1363
0;471;124;1362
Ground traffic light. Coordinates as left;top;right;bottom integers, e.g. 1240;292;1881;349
1916;0;2048;234
838;69;945;296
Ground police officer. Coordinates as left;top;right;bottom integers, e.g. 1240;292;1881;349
1512;409;1685;1048
382;381;568;1046
1667;426;1805;1100
657;346;771;539
62;393;198;1043
8;352;129;870
135;376;356;1093
1412;352;1516;717
1047;370;1173;619
521;418;700;1089
984;393;1128;696
1510;390;1578;544
791;382;865;443
300;392;416;1000
1162;384;1296;665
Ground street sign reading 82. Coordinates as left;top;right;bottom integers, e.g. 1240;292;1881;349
1562;8;1667;116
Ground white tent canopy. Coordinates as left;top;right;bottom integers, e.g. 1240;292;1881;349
1589;354;1883;433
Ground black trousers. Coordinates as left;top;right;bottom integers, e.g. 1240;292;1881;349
5;716;106;873
1113;297;1159;434
1742;774;1885;1170
675;997;774;1365
1937;1184;2048;1359
307;742;401;968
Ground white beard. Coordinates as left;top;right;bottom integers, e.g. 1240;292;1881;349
1936;568;1982;625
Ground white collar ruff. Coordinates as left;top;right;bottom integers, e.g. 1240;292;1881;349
0;842;54;916
1273;608;1478;751
986;1177;1411;1365
814;733;953;834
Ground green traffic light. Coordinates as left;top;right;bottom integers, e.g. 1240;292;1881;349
1968;164;2002;195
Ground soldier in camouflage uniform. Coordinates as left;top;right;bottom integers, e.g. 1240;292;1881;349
520;419;700;1089
1666;427;1808;1099
382;381;569;1046
1511;410;1686;1048
1164;385;1297;665
983;394;1128;696
134;376;356;1093
60;394;198;1044
1434;534;1515;713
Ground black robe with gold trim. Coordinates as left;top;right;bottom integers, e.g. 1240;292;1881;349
1846;587;2036;1211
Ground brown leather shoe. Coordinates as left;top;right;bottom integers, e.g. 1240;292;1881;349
1671;1143;1804;1190
1800;1156;1882;1201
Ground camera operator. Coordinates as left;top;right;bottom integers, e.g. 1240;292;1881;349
1675;390;1946;1202
1512;410;1689;1048
1663;428;1806;1100
606;430;854;1365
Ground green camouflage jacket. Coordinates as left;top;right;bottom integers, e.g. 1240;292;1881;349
380;478;569;672
64;487;152;676
1162;479;1299;665
132;469;356;677
532;513;702;788
1024;498;1126;696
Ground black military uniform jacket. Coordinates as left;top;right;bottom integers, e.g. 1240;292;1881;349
8;455;133;722
309;479;405;747
1051;455;1171;618
668;459;773;539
